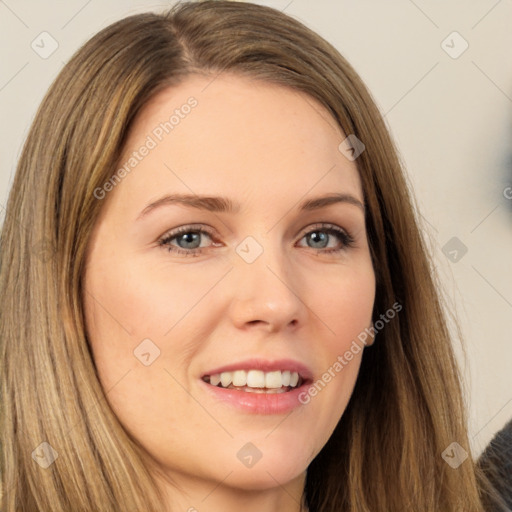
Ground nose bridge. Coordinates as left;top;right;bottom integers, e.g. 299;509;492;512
228;232;304;330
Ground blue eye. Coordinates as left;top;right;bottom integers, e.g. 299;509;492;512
172;231;203;250
159;225;215;257
299;224;355;253
158;223;355;257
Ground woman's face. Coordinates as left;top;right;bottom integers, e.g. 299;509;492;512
83;73;375;501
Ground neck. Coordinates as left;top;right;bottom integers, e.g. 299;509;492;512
154;469;309;512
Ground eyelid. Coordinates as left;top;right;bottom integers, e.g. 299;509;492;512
297;222;347;237
159;224;218;245
160;223;216;239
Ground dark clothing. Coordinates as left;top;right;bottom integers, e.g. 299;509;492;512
478;419;512;511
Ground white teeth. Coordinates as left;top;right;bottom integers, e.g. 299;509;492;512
246;370;265;387
206;369;302;390
220;372;232;388
210;374;221;386
232;370;247;387
265;371;282;389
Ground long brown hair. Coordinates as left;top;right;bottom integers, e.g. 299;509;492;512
0;1;495;510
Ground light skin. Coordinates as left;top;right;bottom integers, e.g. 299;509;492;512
82;73;376;512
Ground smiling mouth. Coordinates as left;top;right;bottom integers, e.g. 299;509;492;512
202;369;304;394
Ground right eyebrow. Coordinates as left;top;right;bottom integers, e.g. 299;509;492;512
137;194;240;220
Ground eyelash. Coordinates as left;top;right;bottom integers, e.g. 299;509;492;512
158;223;355;258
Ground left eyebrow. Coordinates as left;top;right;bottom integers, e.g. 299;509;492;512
137;192;365;220
299;193;365;213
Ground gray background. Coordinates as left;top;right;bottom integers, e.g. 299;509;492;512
1;0;511;455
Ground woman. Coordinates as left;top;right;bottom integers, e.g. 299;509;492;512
0;1;500;510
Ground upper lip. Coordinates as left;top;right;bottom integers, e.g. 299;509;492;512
201;358;313;382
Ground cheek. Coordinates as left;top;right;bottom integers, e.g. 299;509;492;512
312;263;376;351
82;262;200;454
82;256;223;422
83;254;217;350
296;263;375;434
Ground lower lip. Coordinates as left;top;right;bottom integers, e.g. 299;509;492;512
199;379;309;414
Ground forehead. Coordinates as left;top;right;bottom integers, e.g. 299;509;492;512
112;73;364;213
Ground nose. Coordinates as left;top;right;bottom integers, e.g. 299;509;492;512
227;239;306;333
